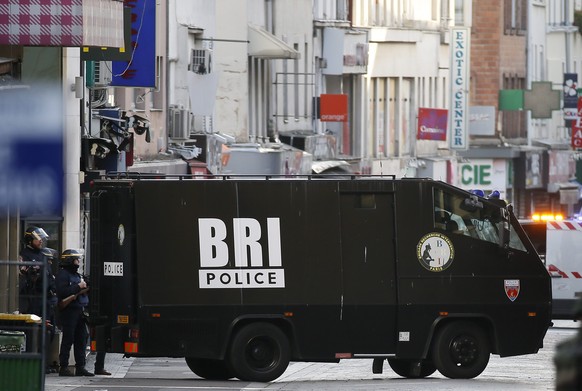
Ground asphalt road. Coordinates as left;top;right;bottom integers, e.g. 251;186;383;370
45;320;579;391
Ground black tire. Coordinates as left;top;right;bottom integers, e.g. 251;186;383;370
432;321;490;379
227;322;290;382
185;358;234;380
387;358;437;378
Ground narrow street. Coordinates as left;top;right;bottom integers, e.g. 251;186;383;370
45;320;578;391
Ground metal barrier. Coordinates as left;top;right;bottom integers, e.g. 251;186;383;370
0;260;47;391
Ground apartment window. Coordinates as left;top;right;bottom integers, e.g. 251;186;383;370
548;0;568;26
502;74;527;139
315;0;348;21
504;0;527;35
432;0;439;21
337;0;349;20
454;0;465;25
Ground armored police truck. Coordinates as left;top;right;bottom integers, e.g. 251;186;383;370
88;175;552;382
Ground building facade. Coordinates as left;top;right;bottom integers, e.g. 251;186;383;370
0;0;124;312
3;0;582;313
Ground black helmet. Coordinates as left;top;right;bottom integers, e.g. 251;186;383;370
24;226;49;245
59;249;83;267
42;248;58;262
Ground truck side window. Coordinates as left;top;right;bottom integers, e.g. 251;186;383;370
509;224;527;252
434;208;470;236
433;188;502;246
433;189;470;237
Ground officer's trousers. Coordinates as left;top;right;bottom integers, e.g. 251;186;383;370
58;307;88;369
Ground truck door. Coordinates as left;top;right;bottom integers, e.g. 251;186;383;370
89;185;137;353
340;191;397;353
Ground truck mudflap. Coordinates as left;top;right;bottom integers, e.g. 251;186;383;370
92;324;132;355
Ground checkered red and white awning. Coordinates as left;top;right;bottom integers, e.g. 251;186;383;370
0;0;123;47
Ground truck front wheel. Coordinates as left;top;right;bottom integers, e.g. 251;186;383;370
185;358;234;380
387;358;437;378
227;322;290;382
432;321;490;379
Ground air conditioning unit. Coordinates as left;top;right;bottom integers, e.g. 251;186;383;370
169;107;191;140
189;49;212;75
94;61;112;86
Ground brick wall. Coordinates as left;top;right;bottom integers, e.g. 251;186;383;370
470;0;526;108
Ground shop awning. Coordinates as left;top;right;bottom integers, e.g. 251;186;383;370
457;146;521;159
312;160;351;174
548;182;579;193
0;0;124;47
248;25;300;59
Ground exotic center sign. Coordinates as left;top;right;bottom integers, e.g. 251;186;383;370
449;27;470;150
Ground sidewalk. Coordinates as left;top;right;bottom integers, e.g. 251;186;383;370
45;352;133;391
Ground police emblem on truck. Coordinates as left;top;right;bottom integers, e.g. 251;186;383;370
198;217;285;289
416;232;454;272
504;279;520;302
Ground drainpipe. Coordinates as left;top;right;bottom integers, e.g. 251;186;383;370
267;0;274;142
566;0;571;73
166;0;171;142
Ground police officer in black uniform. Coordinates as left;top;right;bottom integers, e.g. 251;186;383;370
41;247;59;373
55;249;94;377
18;226;50;316
41;247;59;319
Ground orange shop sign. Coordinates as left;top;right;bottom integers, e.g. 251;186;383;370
320;94;348;122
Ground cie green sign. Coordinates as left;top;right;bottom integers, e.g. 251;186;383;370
460;163;492;186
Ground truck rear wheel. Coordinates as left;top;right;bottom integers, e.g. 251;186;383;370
387;358;436;378
432;321;490;379
185;358;234;380
227;322;290;382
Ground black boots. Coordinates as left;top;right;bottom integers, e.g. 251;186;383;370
75;367;95;376
58;367;74;377
58;366;95;376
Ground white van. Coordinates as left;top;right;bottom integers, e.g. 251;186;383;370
521;218;582;319
546;220;582;318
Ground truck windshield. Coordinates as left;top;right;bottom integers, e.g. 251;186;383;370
433;188;503;246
